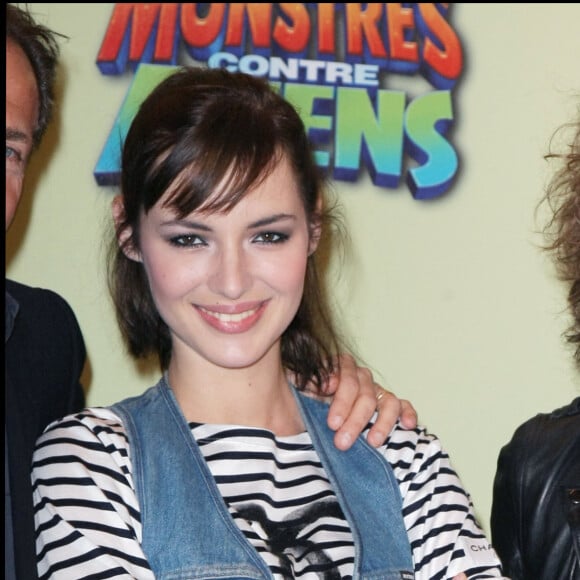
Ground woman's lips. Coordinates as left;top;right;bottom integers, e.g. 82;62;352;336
196;302;267;333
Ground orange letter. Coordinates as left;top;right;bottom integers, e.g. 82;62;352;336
345;4;387;58
226;3;273;49
181;3;226;47
386;3;418;63
96;4;178;73
418;4;463;82
317;3;336;55
274;4;311;52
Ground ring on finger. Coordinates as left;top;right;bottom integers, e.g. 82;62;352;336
376;389;386;404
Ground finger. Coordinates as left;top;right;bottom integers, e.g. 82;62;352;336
320;368;339;397
398;399;418;429
365;388;401;447
325;354;360;430
332;375;378;450
366;391;419;447
321;352;356;397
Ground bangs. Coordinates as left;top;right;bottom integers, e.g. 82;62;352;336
156;97;284;217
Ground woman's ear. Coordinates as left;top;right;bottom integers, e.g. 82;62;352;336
309;219;322;256
308;195;324;255
112;195;141;262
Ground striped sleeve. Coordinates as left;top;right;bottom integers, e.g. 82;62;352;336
31;407;507;579
31;408;154;580
382;423;506;579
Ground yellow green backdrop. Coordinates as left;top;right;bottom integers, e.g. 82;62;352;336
7;3;580;536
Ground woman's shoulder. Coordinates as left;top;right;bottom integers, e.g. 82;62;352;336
33;406;134;481
37;406;128;446
379;421;449;477
384;421;442;450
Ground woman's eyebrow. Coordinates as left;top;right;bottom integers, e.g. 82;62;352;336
248;213;296;229
160;219;212;231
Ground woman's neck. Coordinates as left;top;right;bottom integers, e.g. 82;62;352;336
166;353;305;436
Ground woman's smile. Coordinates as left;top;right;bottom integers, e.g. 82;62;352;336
195;301;268;333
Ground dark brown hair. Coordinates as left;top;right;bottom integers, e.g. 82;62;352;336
109;66;346;390
6;4;64;146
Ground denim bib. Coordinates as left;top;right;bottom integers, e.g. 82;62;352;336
113;376;414;579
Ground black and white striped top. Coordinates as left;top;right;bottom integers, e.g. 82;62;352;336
32;408;507;579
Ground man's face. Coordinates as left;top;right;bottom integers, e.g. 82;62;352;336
6;38;39;231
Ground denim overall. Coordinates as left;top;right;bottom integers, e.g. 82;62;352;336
112;377;414;579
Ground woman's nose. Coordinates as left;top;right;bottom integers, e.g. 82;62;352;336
208;245;251;300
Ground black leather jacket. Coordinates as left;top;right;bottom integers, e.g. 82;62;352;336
491;397;580;580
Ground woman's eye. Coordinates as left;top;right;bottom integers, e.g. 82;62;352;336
168;234;206;247
254;232;289;244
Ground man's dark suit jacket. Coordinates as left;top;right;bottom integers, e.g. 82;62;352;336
5;279;86;580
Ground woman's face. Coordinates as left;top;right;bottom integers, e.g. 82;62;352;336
132;155;318;371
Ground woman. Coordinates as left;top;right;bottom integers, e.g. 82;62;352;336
32;67;506;579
